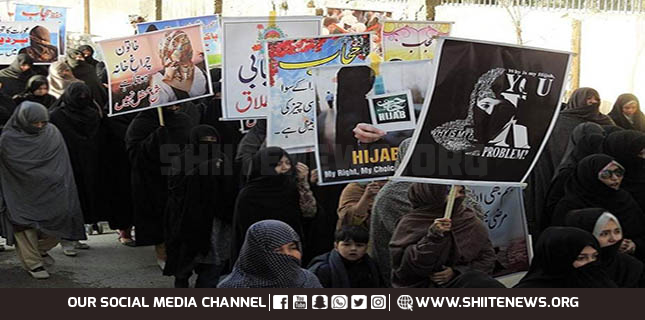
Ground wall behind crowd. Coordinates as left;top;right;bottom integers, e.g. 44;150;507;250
436;5;645;114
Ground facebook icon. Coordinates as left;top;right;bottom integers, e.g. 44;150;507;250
273;295;289;310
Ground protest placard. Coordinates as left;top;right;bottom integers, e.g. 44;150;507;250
395;38;572;187
382;20;452;61
220;16;321;120
98;24;213;116
0;21;59;64
314;60;433;185
265;33;372;154
137;15;221;68
14;3;67;55
323;7;391;54
470;185;531;277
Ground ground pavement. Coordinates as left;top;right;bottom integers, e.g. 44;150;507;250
0;231;172;288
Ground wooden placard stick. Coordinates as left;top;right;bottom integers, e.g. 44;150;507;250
443;185;458;219
157;107;165;127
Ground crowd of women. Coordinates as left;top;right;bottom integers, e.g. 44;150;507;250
0;44;643;287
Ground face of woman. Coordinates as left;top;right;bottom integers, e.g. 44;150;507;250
572;245;598;268
597;162;625;190
476;97;502;115
274;241;301;261
31;121;47;129
586;95;600;107
622;101;638;116
81;49;92;59
596;219;622;247
274;155;292;174
20;64;31;72
33;84;48;96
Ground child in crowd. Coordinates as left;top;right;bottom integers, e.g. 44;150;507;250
308;226;383;288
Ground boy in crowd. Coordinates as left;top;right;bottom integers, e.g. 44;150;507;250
308;226;383;288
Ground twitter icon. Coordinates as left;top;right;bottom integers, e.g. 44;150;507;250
351;295;367;309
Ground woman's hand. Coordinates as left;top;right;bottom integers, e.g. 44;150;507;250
430;266;455;286
309;169;319;185
620;239;636;254
295;162;309;183
353;123;386;143
428;218;452;237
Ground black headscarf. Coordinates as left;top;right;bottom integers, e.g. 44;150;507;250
232;147;303;263
604;130;645;186
542;123;606;227
12;75;56;108
78;44;107;84
78;45;98;66
552;154;645;258
218;220;322;288
0;54;35;97
604;130;645;212
564;208;644;288
561;87;614;125
515;226;616;288
66;49;107;107
608;94;645;132
49;82;101;137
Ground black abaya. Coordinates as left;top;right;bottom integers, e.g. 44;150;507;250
541;122;605;229
524;88;614;236
125;108;192;246
603;130;645;213
49;82;103;224
103;113;137;230
551;154;645;260
608;94;645;132
164;125;235;280
232;147;304;263
66;49;108;108
515;226;616;288
564;208;644;288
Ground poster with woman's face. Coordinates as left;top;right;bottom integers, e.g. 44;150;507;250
396;38;571;186
99;24;213;117
0;21;60;64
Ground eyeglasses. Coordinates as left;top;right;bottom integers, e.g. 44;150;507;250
598;167;625;180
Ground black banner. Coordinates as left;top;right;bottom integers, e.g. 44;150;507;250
397;38;571;185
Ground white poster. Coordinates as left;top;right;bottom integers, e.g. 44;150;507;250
220;16;321;120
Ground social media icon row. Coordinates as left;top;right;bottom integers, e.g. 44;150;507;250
272;295;387;310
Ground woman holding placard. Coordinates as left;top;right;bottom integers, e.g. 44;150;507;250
389;183;499;288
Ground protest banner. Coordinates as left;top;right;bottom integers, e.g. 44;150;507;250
382;20;452;62
470;185;531;277
266;33;372;154
314;60;433;185
220;16;321;120
0;21;59;64
395;37;572;187
14;3;67;55
323;7;391;54
137;15;221;68
98;24;213;117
